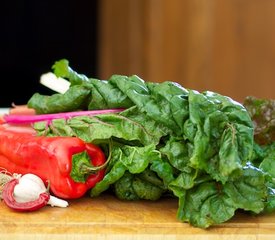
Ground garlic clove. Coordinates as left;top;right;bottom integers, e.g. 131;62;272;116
48;195;69;208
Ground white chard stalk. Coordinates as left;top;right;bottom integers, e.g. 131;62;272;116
40;72;70;94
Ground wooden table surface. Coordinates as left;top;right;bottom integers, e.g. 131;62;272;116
1;193;275;240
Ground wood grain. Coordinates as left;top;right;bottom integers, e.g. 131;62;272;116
1;193;275;239
98;0;275;103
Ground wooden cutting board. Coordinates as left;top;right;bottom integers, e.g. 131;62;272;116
1;193;275;240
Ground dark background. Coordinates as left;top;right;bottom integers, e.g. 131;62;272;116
1;0;98;107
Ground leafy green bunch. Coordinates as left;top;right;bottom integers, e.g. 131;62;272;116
28;59;275;228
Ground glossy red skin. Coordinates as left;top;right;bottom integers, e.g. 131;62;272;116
2;178;50;212
0;129;106;199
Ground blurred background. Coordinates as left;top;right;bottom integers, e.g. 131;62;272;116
1;0;98;106
1;0;275;107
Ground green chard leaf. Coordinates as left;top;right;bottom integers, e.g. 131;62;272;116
90;160;127;197
259;143;275;178
87;78;133;109
113;171;140;200
114;171;164;201
27;84;91;114
177;164;267;228
90;144;161;197
118;144;159;174
264;187;275;213
52;58;90;85
187;90;254;183
34;107;170;146
109;75;190;133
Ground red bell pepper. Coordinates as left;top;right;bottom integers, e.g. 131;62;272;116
0;128;106;199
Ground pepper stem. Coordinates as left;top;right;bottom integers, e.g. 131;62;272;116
80;160;109;175
70;143;112;183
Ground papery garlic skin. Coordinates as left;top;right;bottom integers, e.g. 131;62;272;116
13;174;69;208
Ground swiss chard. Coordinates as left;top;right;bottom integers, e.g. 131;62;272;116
25;59;275;228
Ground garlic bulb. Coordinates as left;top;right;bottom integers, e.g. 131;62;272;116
13;173;69;208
